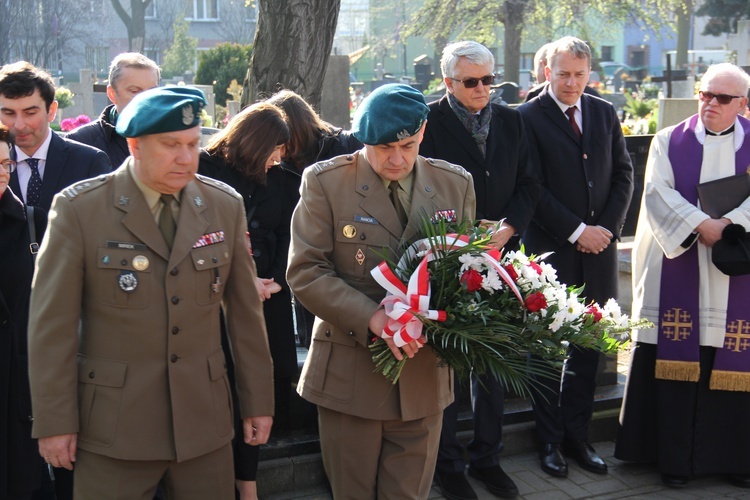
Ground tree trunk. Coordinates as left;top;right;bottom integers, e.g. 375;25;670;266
111;0;151;53
501;0;526;84
242;0;341;110
675;0;693;69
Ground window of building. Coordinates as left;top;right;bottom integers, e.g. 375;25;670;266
185;0;219;20
145;0;156;19
601;46;614;62
85;46;110;77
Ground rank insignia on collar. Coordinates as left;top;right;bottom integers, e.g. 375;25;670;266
193;231;225;248
194;196;204;207
431;209;457;223
118;196;129;206
355;248;365;266
118;271;138;293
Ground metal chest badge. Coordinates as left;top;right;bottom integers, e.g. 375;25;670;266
132;255;149;271
343;225;357;238
118;271;138;293
355;248;365;266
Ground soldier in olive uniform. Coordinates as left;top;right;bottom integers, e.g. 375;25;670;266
287;84;477;498
28;86;274;500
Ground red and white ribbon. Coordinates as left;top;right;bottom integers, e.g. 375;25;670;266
479;248;523;303
370;234;469;347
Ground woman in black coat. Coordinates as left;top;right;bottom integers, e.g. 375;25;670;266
198;102;293;500
0;125;46;499
264;90;363;348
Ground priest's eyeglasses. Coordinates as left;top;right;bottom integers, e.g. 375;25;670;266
0;159;16;173
698;91;744;105
449;74;495;88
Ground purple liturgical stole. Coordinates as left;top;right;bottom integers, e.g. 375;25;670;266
660;114;750;391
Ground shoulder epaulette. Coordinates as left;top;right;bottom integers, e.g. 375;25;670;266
422;157;470;179
61;174;109;199
195;173;242;199
312;153;356;174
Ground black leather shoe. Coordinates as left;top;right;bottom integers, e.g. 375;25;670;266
434;471;477;500
468;464;519;498
539;443;568;477
563;439;608;474
728;474;750;488
662;474;688;488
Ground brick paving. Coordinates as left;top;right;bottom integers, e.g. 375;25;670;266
266;440;749;499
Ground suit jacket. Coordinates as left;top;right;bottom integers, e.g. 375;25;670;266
28;162;274;463
287;152;476;421
518;86;633;303
420;95;539;232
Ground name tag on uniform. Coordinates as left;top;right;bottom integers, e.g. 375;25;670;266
354;215;378;225
107;241;147;251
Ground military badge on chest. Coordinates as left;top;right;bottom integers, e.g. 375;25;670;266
118;270;138;293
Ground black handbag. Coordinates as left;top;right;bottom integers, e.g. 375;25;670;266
712;224;750;276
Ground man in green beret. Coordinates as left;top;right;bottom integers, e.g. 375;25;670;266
287;83;477;498
28;86;274;499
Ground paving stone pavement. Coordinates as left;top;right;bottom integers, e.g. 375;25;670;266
266;440;750;499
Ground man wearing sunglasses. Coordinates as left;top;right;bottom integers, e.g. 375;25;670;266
421;40;538;500
519;36;633;480
616;63;750;489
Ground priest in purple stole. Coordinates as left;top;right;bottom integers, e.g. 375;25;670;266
616;63;750;489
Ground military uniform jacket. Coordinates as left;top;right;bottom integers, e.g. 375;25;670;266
28;161;274;463
287;152;476;421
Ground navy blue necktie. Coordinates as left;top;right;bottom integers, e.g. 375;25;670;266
25;158;43;206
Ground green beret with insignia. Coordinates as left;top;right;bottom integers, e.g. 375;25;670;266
352;83;428;145
116;86;207;138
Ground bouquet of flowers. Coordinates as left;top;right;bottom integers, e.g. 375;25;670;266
369;219;652;396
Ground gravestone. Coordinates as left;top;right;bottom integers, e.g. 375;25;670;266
657;98;697;131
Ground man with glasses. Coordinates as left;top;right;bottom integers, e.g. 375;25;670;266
615;63;750;489
421;40;538;500
519;36;633;479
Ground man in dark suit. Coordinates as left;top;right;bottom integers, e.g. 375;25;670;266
0;61;111;242
67;52;160;168
518;36;633;479
0;60;111;500
421;40;538;500
525;43;602;102
28;86;274;499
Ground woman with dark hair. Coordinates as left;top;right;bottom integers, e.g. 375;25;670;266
199;102;294;500
264;90;363;347
0;124;46;499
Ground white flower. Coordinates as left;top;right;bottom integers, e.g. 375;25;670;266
482;267;503;293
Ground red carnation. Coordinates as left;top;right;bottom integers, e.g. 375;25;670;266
503;264;518;281
460;269;484;292
525;292;547;312
529;261;543;275
586;305;603;323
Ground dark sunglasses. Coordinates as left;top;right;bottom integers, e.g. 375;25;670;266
449;74;495;88
698;91;744;105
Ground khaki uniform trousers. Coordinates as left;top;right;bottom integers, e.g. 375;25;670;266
318;406;443;499
73;442;234;500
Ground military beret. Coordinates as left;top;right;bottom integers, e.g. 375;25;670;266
352;83;428;145
116;86;207;138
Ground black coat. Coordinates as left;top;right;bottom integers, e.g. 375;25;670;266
67;104;131;169
518;86;633;303
0;188;45;497
420;95;539;233
198;151;298;378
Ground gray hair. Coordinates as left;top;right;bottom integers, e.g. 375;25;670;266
440;41;494;78
547;36;591;69
534;43;552;73
700;62;750;95
108;52;161;89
